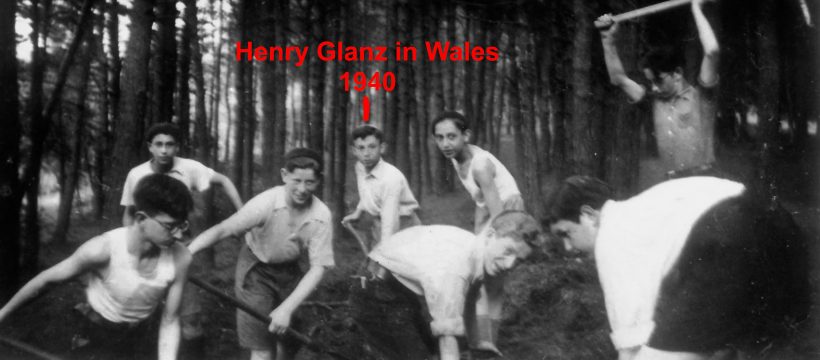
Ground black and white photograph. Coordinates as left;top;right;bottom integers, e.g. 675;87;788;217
0;0;818;359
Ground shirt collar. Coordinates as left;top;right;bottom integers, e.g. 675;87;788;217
271;185;318;213
360;158;385;179
150;157;182;175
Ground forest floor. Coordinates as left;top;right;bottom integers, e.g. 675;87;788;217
1;138;819;360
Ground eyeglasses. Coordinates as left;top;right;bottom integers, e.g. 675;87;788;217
143;213;189;235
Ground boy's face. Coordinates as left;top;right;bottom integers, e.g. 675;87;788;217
549;211;598;254
483;234;533;277
352;135;384;169
643;68;679;98
433;119;469;159
148;134;179;166
281;167;320;208
139;211;186;248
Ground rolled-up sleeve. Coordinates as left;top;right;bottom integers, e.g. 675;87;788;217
219;191;270;237
422;274;469;337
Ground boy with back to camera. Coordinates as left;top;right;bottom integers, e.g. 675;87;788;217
545;175;810;360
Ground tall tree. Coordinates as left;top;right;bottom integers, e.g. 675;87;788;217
307;0;325;150
53;38;94;244
107;0;158;219
178;0;197;154
0;0;21;300
152;0;178;127
20;0;96;276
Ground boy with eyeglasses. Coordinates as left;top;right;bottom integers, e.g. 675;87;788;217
0;174;195;360
119;122;244;355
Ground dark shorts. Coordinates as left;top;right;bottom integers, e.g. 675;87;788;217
69;303;159;360
648;195;811;352
349;273;437;360
234;244;305;351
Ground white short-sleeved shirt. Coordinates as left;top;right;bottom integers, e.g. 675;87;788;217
120;157;215;206
355;159;419;217
595;177;745;350
218;186;335;267
368;225;488;337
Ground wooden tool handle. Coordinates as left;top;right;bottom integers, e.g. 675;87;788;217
596;0;693;29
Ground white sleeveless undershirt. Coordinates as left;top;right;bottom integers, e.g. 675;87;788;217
452;145;521;208
85;228;176;323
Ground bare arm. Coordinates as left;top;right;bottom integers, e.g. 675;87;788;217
595;15;646;102
439;336;460;360
122;205;136;226
619;347;640;360
268;266;327;334
0;238;109;322
158;246;192;360
692;0;719;86
188;224;233;255
210;172;244;210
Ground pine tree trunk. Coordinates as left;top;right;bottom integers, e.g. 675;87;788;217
107;0;157;220
152;0;177;127
53;39;93;244
178;0;197;154
93;6;109;220
307;1;325;150
22;0;95;276
755;0;781;195
396;1;411;179
0;0;21;300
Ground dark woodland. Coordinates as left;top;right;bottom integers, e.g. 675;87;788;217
0;0;818;358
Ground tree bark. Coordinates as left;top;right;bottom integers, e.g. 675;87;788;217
307;1;325;150
107;0;157;219
0;0;21;300
152;0;178;127
21;0;96;276
178;0;197;154
92;5;109;220
53;39;94;244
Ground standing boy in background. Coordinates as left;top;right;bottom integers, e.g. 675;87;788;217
342;125;421;250
431;111;525;353
119;122;244;356
596;0;720;185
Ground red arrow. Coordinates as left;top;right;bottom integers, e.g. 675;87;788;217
362;95;370;123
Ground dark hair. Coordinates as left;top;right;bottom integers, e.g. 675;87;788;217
133;174;193;221
639;46;683;77
430;111;469;134
491;210;542;248
544;176;613;224
145;122;182;144
351;125;384;144
284;148;323;178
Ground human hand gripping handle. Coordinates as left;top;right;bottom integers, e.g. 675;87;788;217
595;14;619;42
267;306;293;335
595;0;716;29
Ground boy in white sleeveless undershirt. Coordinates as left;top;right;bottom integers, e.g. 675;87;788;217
431;111;524;234
431;111;525;356
0;174;194;360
